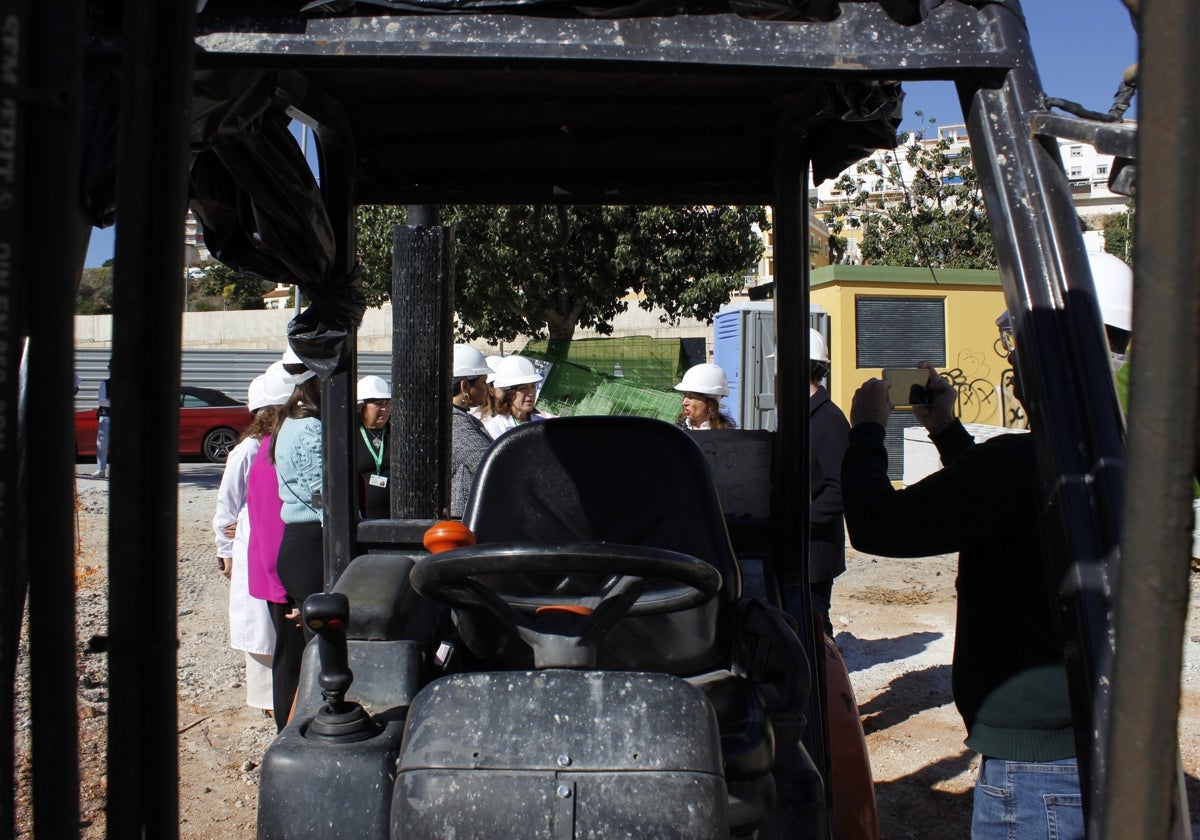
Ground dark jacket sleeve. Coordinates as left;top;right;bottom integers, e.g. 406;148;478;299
810;401;850;527
841;421;1037;559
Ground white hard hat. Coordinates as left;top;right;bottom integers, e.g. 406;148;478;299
357;374;391;403
260;361;295;407
674;363;729;397
484;355;503;384
280;346;316;384
1088;250;1133;333
247;375;271;412
492;355;543;389
809;329;829;362
453;345;492;379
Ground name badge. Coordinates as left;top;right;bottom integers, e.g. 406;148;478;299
369;474;388;488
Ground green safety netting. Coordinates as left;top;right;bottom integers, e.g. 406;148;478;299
520;336;691;423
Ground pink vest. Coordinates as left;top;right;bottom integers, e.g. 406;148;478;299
246;435;287;603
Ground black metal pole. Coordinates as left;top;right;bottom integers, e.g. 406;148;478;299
105;1;195;836
313;126;360;592
20;0;86;836
0;0;30;833
392;207;453;521
1104;1;1199;836
773;140;829;837
962;3;1126;831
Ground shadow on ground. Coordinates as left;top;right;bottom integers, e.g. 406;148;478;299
874;750;975;840
858;664;954;734
835;630;943;673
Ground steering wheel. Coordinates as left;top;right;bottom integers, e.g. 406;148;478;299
410;542;722;668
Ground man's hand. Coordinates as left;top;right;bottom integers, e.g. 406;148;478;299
850;378;892;428
217;556;232;579
223;523;237;540
912;361;957;435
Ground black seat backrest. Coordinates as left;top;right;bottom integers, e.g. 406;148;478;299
460;416;742;674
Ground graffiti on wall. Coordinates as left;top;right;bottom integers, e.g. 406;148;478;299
936;346;1026;429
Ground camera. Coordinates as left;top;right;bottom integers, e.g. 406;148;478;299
882;368;932;407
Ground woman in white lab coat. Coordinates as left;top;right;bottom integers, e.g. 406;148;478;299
212;366;292;712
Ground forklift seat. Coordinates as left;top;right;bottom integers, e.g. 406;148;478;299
458;415;743;675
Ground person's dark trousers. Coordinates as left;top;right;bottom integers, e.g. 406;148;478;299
269;601;305;733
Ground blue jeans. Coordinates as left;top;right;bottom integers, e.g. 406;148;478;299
972;756;1083;840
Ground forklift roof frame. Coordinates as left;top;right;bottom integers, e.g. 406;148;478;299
5;1;1195;838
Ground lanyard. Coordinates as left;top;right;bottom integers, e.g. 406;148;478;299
359;426;385;473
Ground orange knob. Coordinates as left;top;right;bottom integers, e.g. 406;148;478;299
423;520;477;554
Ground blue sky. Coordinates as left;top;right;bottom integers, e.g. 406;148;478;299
84;1;1138;268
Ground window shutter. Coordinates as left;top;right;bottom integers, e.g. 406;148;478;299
855;297;946;368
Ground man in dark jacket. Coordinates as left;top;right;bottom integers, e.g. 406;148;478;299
783;329;849;640
840;253;1132;840
842;362;1080;838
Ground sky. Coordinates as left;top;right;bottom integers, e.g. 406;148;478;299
83;1;1138;268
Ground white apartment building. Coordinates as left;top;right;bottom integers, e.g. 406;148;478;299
811;122;1132;264
183;209;213;268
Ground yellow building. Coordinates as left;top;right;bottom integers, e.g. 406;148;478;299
810;264;1018;436
752;208;831;290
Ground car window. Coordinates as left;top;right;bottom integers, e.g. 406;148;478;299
181;393;212;409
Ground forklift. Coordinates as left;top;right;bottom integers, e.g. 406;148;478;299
3;0;1195;837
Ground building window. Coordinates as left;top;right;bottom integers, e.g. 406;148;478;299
855;297;947;367
1096;164;1109;176
1069;145;1084;157
1069;166;1083;177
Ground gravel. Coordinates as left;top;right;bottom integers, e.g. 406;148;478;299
14;462;1199;838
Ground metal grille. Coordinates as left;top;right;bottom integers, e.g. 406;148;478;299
855;297;946;368
884;409;922;482
73;347;393;409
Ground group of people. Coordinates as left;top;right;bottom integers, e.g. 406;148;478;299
213;249;1130;838
213;344;561;727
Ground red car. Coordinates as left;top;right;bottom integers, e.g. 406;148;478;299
75;385;252;464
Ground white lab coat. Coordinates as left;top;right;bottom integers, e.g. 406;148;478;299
213;437;276;656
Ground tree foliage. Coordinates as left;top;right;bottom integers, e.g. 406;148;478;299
77;266;114;314
356;205;767;350
198;263;274;310
1101;208;1133;264
823;123;996;269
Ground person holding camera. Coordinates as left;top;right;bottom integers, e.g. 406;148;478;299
840;251;1133;840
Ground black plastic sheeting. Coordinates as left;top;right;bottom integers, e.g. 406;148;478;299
795;80;903;185
188;71;364;378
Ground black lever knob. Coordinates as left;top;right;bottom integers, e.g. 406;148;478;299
303;592;354;705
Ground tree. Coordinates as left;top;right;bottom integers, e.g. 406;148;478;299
356;204;767;354
77;265;114;314
1101;207;1133;265
823;120;996;269
198;263;274;310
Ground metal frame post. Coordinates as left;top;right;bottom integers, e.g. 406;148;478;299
962;4;1127;829
20;1;87;836
1106;1;1200;836
104;2;195;835
391;209;453;521
773;138;829;836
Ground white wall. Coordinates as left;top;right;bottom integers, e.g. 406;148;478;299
75;302;713;352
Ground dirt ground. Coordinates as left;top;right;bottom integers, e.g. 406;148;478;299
14;466;1200;838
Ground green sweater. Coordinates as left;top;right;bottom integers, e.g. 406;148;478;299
841;420;1075;760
